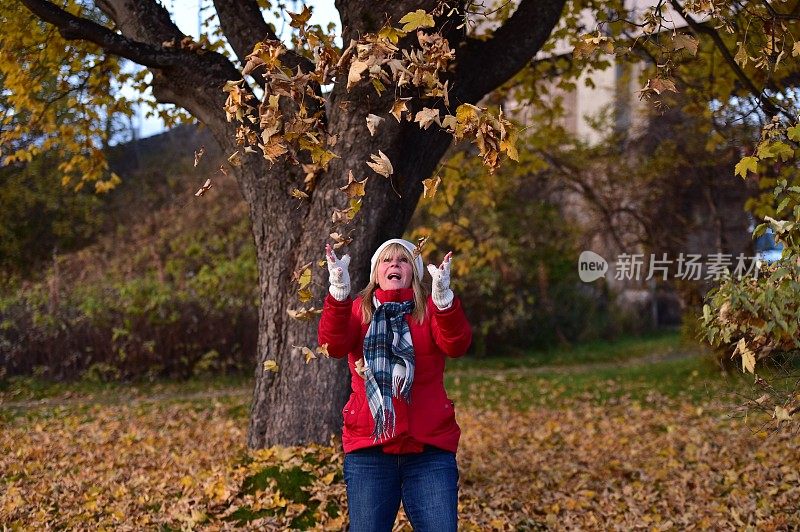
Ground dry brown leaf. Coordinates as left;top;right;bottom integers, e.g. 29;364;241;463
422;176;441;198
195;178;213;197
366;150;393;177
339;170;368;198
366;114;384;136
414;107;440;130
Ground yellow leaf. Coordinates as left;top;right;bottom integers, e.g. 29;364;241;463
398;9;435;32
317;343;330;358
290;188;309;200
263;359;279;372
734;338;756;374
734;156;758;178
294;345;316;364
287;307;323;320
379;25;407;44
298;288;313;303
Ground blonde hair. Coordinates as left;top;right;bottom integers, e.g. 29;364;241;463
360;242;427;324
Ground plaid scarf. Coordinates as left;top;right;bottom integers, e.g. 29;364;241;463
362;298;415;442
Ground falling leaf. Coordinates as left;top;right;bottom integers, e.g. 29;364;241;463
330;232;353;249
287;306;323;320
441;114;457;131
413;235;428;258
398;9;435;32
391;98;411;122
195;178;213;197
354;357;369;379
293;263;313;289
414;107;440;130
193;146;206;167
647;77;678;95
227;150;242;167
263;359;279;372
339;170;368;198
347;60;369;90
290;188;309;200
366;114;385;136
422;175;441;198
672;33;699;55
366;150;393;178
287;5;312;28
293;345;316;364
734;338;756;374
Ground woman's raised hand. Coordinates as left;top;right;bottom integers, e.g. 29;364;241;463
325;243;351;301
426;251;454;310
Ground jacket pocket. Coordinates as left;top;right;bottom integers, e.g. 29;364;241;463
343;393;371;437
431;398;457;435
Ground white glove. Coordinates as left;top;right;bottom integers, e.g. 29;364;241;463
427;252;454;310
325;244;351;301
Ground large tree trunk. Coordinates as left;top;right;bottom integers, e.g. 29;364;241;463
21;0;567;449
246;79;456;447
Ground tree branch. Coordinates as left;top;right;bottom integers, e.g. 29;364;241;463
213;0;317;91
213;0;276;67
19;0;183;68
669;0;789;119
454;0;567;103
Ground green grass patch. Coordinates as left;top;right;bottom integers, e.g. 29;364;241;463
445;354;755;410
448;329;690;371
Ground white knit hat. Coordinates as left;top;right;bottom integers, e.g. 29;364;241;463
370;238;424;280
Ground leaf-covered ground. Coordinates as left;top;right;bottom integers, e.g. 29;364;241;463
2;352;799;530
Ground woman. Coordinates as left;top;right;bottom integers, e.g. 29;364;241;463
318;238;472;531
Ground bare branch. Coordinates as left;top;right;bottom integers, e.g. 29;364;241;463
95;0;185;45
19;0;183;68
455;0;567;103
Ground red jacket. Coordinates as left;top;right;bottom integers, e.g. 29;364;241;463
318;287;472;454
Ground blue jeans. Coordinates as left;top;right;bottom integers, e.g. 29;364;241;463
343;445;459;532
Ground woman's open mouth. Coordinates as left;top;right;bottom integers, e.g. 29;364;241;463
387;273;401;280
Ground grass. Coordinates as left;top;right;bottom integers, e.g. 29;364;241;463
0;372;251;403
0;330;782;419
446;329;694;371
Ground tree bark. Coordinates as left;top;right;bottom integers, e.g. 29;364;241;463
20;0;568;449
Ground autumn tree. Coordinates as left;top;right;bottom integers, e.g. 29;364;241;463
9;0;572;447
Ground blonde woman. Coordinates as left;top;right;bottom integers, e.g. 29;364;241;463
318;238;472;531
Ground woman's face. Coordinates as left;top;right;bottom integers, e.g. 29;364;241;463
377;251;414;290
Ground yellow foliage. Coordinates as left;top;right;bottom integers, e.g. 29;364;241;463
0;0;137;190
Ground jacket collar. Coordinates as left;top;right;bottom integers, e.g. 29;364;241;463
374;287;414;303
